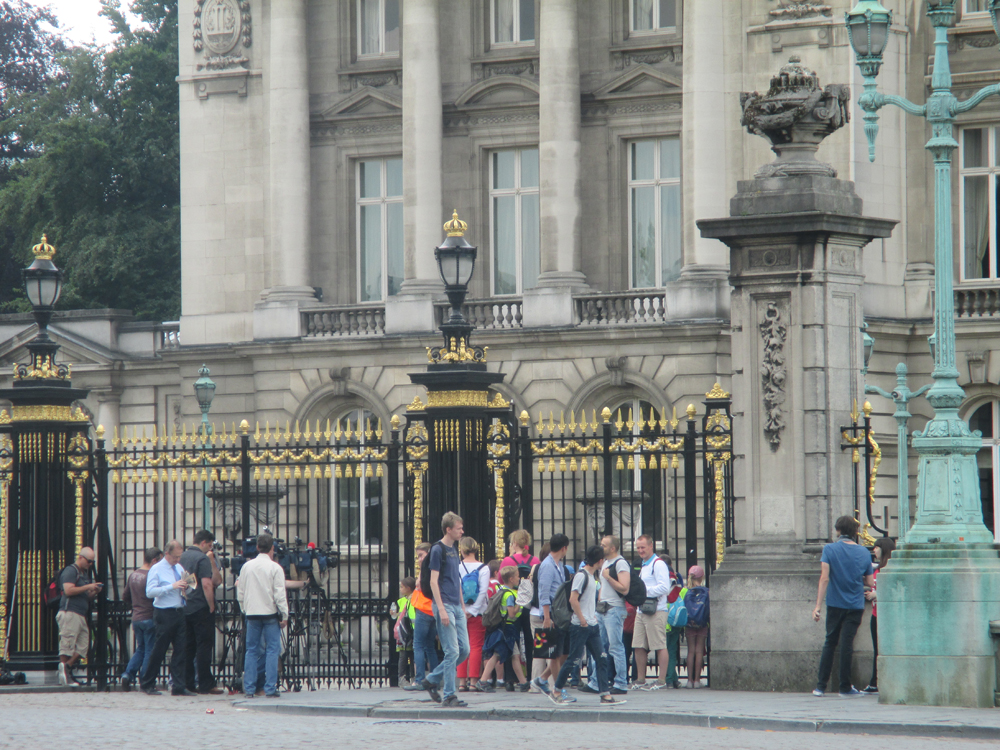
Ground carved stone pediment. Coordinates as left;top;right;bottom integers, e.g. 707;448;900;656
592;64;682;100
454;76;540;109
321;88;402;120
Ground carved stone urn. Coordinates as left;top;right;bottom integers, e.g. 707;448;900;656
740;56;850;178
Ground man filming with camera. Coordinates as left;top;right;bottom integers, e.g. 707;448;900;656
237;532;289;698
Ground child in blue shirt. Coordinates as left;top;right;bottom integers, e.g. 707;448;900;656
476;566;529;692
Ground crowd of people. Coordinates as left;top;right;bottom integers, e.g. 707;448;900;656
391;513;711;707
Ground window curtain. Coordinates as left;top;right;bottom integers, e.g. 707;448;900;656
494;196;517;295
494;0;514;43
632;186;656;288
633;0;654;30
360;0;380;55
965;175;989;279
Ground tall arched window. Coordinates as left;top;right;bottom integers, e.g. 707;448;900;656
969;400;1000;541
331;408;383;546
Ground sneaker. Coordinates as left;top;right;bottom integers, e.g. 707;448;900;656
549;690;568;705
141;687;162;696
120;675;133;692
421;679;442;703
403;683;424;692
559;689;577;703
628;681;647;690
505;682;516;692
440;695;468;708
516;681;531;692
532;677;551;695
839;687;863;697
611;687;628;695
398;677;411;689
475;680;495;693
861;685;879;695
578;684;600;694
812;689;825;697
600;695;627;706
643;682;667;691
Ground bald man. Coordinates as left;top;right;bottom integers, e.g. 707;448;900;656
140;540;196;696
57;547;101;686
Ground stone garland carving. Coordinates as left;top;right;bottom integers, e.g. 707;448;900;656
194;0;252;71
759;302;787;450
769;1;832;20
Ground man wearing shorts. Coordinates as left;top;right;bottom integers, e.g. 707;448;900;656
631;535;672;690
57;547;101;686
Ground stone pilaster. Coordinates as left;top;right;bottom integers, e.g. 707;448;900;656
255;0;315;339
522;0;587;328
387;0;443;334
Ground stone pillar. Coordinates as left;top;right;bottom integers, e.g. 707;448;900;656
671;0;735;321
697;60;896;691
96;392;120;438
386;0;443;334
521;0;587;328
254;0;316;339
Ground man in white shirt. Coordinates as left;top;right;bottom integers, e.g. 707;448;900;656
237;532;289;698
584;535;630;695
631;534;672;690
140;540;193;696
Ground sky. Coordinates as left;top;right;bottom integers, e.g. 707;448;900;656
24;0;142;47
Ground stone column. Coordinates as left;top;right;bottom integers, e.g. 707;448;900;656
522;0;587;327
697;60;896;691
254;0;316;339
96;392;120;438
671;0;735;321
386;0;443;334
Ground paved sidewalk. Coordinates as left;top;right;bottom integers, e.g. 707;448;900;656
236;685;1000;740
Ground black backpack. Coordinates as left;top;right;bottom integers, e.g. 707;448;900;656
419;541;446;598
619;558;647;607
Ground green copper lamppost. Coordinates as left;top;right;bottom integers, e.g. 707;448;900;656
847;0;994;544
194;364;216;530
847;0;1000;708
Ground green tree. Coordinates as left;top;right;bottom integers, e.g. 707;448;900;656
0;0;179;321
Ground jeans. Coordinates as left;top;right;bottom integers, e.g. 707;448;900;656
124;619;156;680
816;605;863;693
556;624;608;693
244;617;281;696
412;610;440;683
425;603;469;700
869;615;878;688
184;606;216;692
141;607;186;692
588;606;627;691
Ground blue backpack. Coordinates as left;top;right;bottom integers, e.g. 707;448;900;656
461;563;484;605
685;586;709;628
667;589;688;629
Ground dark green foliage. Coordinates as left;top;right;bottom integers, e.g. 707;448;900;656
0;0;179;321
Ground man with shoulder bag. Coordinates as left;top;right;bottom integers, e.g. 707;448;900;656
631;535;672;690
56;548;101;686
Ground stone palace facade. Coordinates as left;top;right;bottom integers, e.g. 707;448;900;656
3;0;1000;551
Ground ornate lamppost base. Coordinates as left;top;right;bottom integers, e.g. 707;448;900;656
877;543;1000;708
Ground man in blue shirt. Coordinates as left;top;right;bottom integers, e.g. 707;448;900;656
140;540;196;696
812;516;875;697
530;533;570;695
420;512;469;708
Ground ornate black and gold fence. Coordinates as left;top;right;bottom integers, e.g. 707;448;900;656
91;416;403;690
840;400;888;546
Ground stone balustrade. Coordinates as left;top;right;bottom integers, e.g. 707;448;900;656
575;291;667;326
156;322;181;350
303;305;386;337
955;285;1000;318
434;299;523;330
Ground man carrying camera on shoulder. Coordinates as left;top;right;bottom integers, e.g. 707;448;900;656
237;532;289;699
180;530;224;694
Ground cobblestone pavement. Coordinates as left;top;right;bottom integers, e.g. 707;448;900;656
0;692;997;750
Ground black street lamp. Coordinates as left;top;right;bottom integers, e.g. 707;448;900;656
17;235;67;380
427;211;485;366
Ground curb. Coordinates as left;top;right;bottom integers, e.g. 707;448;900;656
236;701;1000;740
